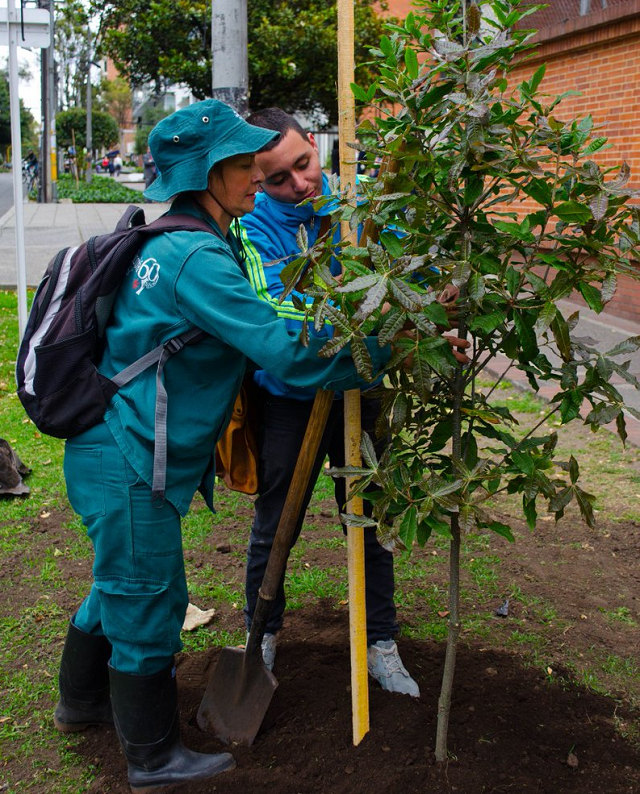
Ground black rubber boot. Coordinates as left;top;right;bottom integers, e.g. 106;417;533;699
109;662;236;793
53;621;114;733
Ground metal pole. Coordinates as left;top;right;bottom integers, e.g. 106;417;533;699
211;0;248;115
86;29;92;184
39;43;47;202
39;0;50;202
47;0;57;201
7;0;28;337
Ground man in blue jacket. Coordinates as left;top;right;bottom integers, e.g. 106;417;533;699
239;107;421;696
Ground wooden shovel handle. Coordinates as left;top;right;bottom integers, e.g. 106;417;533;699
246;388;335;658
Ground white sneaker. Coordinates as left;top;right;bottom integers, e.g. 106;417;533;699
246;631;277;671
367;640;420;698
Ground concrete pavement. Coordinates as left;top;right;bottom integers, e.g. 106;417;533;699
2;198;640;444
0;199;171;288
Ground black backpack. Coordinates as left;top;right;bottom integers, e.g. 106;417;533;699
16;205;217;498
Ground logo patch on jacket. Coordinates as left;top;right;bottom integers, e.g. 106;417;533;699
131;255;160;294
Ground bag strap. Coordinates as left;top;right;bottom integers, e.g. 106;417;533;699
112;325;207;501
115;205;147;232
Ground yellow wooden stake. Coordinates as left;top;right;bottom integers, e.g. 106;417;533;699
337;0;370;746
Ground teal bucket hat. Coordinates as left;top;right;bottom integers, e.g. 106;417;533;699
144;99;279;202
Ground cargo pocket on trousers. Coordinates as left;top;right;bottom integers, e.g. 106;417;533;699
94;578;173;651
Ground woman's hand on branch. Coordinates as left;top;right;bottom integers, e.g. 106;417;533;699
391;331;471;368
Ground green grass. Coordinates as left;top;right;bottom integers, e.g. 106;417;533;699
2;288;640;789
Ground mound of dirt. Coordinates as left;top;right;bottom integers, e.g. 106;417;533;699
74;603;639;794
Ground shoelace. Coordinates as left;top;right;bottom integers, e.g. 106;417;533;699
376;646;409;677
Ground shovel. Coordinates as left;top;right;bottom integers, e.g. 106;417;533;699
197;388;336;746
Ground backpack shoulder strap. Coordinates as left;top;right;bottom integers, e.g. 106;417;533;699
111;326;207;501
115;205;147;232
144;213;224;241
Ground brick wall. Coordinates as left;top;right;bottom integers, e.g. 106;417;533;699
509;12;640;323
381;1;640;322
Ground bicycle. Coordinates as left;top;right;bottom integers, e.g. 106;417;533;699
22;159;39;196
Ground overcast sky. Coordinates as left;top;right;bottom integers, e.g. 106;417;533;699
2;46;45;124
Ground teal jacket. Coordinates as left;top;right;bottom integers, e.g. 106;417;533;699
98;197;389;515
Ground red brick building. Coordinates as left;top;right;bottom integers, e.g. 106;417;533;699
384;0;640;322
515;0;640;322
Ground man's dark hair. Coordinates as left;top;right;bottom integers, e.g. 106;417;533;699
246;108;307;152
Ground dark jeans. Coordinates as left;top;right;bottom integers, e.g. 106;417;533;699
244;388;398;644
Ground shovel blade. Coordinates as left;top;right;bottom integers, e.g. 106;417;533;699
197;646;278;746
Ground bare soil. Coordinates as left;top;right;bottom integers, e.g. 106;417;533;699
3;483;640;794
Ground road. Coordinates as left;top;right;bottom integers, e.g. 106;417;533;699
0;170;25;218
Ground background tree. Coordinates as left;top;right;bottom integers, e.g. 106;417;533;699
0;64;37;159
96;76;132;151
93;0;390;124
55;0;91;111
132;103;171;156
56;107;119;151
285;0;640;762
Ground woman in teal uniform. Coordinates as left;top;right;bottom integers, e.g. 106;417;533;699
54;100;393;793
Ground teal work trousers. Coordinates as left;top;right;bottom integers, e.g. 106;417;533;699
64;422;188;675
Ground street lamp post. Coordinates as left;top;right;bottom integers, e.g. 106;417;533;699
211;0;248;115
86;29;92;184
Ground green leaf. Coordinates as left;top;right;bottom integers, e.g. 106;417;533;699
404;46;419;80
585;402;621;427
493;220;535;242
529;63;546;93
469;311;504;334
341;512;378;528
468;272;486;301
525;270;550;297
559;391;582;423
589;192;609;221
486;521;515;542
398;505;418;548
523;497;537;530
296;223;308;253
601;272;617;304
424;513;453;539
459;504;476;533
422;301;449;328
378;309;406;346
549;486;573;514
578;282;603;313
367;241;389;271
351;83;370;103
512;449;535;476
430;420;453;451
388;278;424;312
380;230;404;258
616;411;628;446
336;274;380;293
360;431;378;470
506;266;520;297
351;339;374;381
534;302;557;334
574;485;596;528
568;455;579;484
523;178;553;206
551;314;572;363
353;278;389;322
582;137;608;156
514;312;538;359
391;391;409;432
607;335;640;357
554;201;592;224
